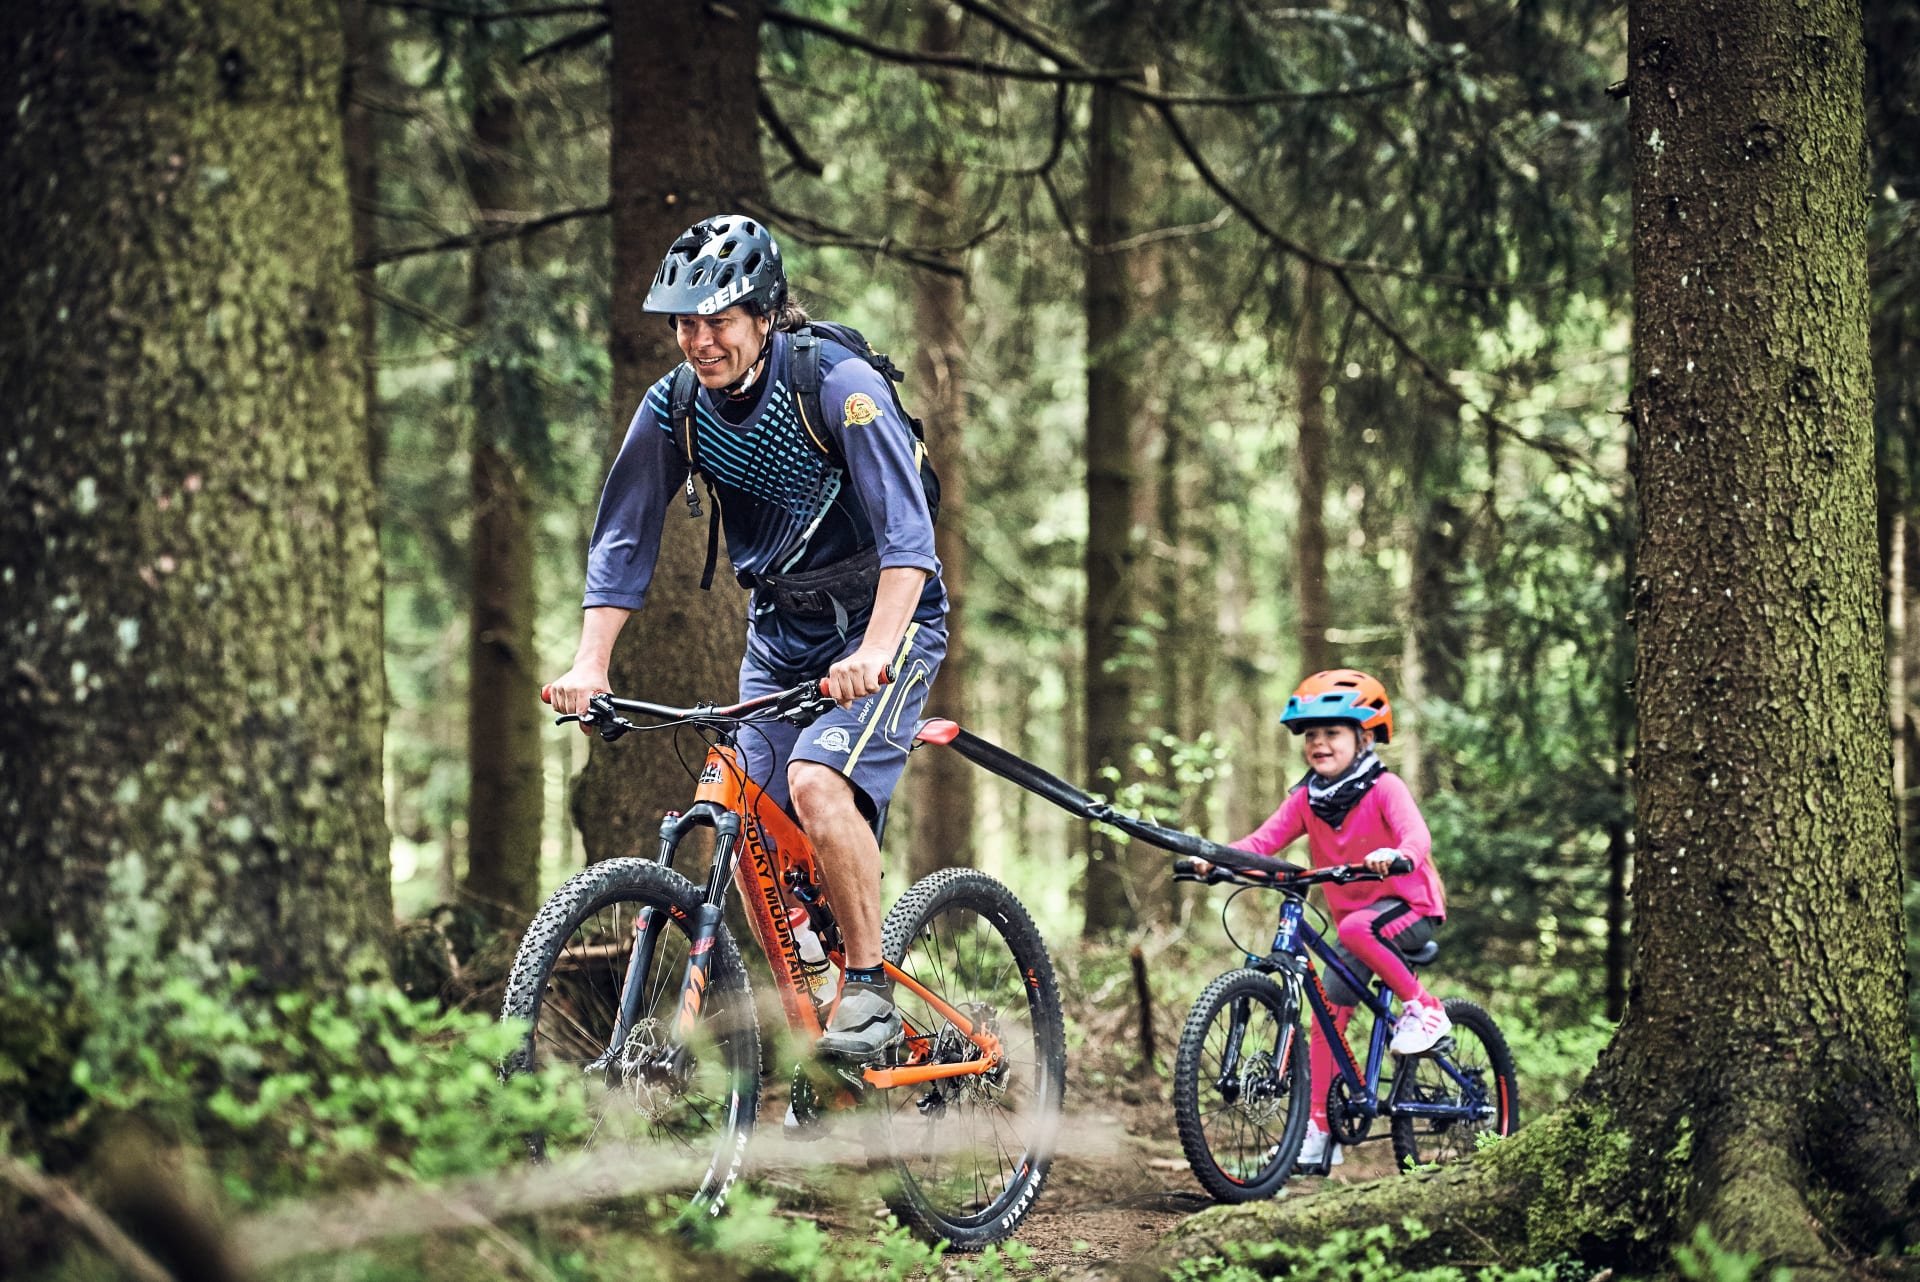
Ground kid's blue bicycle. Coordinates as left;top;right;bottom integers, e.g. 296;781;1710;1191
1170;852;1519;1202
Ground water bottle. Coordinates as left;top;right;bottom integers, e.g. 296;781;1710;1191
788;900;841;1006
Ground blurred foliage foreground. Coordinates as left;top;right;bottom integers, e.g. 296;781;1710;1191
0;927;1640;1282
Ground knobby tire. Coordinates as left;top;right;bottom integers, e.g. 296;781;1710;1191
878;868;1066;1250
1389;996;1518;1171
500;858;761;1213
1173;968;1312;1202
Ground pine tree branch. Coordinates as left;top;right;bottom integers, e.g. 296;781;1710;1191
762;6;1120;83
738;199;997;276
1038;169;1091;253
356;202;610;268
521;20;608;65
758;86;825;177
997;80;1071;179
772;2;1445;105
368;0;606;20
357;279;472;345
1148;101;1595;475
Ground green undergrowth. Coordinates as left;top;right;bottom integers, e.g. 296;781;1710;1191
5;961;589;1206
29;1187;1040;1282
1163;1219;1792;1282
1165;1220;1588;1282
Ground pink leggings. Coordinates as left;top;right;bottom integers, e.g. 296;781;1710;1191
1307;903;1437;1125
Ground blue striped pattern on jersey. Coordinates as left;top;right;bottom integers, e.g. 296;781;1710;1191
646;357;847;577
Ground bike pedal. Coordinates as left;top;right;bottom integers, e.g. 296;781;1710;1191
782;1102;832;1141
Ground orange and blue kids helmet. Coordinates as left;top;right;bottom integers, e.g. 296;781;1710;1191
1281;669;1394;744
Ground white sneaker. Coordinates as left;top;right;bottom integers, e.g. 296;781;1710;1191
1390;1001;1453;1056
1295;1123;1344;1172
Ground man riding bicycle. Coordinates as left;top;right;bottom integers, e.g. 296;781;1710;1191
545;214;946;1064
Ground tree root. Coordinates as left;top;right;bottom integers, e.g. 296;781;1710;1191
1128;1099;1916;1280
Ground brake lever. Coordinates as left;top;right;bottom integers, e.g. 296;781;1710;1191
554;693;635;741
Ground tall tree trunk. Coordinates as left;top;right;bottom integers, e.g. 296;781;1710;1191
1607;0;1918;1247
340;0;382;485
575;0;762;860
1080;62;1144;936
1150;0;1920;1270
1889;510;1908;854
1293;264;1334;675
0;1;391;988
907;1;976;880
1402;408;1468;797
460;38;543;925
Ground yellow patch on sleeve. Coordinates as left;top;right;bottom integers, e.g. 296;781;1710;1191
843;392;879;426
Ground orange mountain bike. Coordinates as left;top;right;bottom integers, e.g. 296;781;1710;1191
499;679;1065;1250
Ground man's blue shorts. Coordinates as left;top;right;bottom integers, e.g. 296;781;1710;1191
736;620;947;822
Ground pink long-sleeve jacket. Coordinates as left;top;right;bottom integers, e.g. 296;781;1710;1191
1231;773;1446;921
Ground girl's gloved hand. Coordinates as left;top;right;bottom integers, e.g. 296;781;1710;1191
1363;848;1401;875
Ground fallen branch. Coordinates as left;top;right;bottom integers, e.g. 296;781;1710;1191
0;1153;176;1282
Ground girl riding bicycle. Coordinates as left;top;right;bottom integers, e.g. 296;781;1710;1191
1228;668;1449;1170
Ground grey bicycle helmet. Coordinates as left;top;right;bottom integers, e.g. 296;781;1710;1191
643;214;787;317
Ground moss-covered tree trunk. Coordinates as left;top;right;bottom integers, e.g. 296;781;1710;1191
905;1;977;881
1143;0;1920;1273
460;36;542;924
572;0;760;860
0;2;391;988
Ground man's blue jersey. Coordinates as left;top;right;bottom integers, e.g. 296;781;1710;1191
584;328;945;676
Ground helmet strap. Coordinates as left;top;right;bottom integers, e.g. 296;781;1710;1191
722;330;771;398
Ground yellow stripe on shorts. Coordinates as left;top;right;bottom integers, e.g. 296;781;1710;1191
845;624;920;772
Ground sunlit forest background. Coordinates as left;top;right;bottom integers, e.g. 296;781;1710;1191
5;0;1919;1276
383;0;1637;982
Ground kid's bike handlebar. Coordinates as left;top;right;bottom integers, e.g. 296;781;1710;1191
1171;853;1415;888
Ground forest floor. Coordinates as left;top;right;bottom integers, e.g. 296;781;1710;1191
746;942;1407;1282
754;1062;1404;1281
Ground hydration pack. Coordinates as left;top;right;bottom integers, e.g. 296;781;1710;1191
666;321;942;590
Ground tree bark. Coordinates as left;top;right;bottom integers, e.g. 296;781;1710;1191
460;35;543;925
1080;21;1147;936
1293;264;1335;676
339;0;382;485
906;0;976;880
1141;0;1920;1271
0;2;391;987
573;0;762;861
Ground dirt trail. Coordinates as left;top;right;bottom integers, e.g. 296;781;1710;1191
758;1086;1401;1280
1005;1097;1400;1280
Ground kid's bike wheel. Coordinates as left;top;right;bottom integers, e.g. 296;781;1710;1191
1172;968;1311;1202
1389;997;1518;1172
878;869;1066;1250
500;858;761;1211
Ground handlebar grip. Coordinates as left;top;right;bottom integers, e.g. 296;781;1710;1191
1388;855;1414;875
1173;856;1200;879
816;664;894;698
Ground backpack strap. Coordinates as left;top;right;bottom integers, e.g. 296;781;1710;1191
789;329;838;460
789;324;939;524
667;362;722;591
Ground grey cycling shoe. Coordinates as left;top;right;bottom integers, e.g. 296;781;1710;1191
816;984;904;1063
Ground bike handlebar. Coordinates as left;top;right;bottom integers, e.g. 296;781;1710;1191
545;671;889;741
1172;852;1415;889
